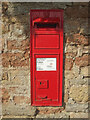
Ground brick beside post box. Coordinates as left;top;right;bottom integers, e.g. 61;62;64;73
1;2;89;119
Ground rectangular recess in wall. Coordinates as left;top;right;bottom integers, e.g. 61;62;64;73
30;9;64;106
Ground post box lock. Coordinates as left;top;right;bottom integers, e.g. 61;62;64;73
30;10;63;106
37;80;49;89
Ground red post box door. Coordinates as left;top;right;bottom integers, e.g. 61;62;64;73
30;10;63;106
35;55;59;106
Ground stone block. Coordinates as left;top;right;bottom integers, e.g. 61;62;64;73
66;103;88;112
65;45;77;54
77;45;83;57
10;16;18;23
9;74;29;86
70;112;88;118
72;64;79;77
7;38;30;51
65;52;77;58
2;52;29;67
80;18;88;35
7;40;18;50
2;72;8;81
13;14;30;24
65;65;79;82
0;38;2;52
88;79;90;86
83;46;90;54
2;23;9;34
65;58;73;70
73;2;88;6
69;85;88;102
65;71;75;80
65;79;70;89
9;68;30;76
13;96;31;105
0;88;2;99
6;2;72;16
65;6;88;18
68;98;75;104
36;111;70;118
37;107;64;114
66;33;88;45
69;75;88;86
75;55;89;67
2;102;36;116
2;88;10;103
2;69;30;86
64;91;69;103
81;66;90;76
64;19;81;34
8;86;30;96
0;104;2;116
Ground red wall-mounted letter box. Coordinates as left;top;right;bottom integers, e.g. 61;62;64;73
30;10;63;106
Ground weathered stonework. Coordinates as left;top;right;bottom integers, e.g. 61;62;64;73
70;112;88;118
69;85;88;102
1;2;89;119
66;103;88;112
0;1;2;118
75;55;89;67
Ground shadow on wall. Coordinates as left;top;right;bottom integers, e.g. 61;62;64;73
2;2;67;36
62;32;66;107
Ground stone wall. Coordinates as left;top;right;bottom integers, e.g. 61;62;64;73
0;1;2;119
1;2;89;119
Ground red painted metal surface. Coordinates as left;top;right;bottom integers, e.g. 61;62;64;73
30;10;63;106
33;17;60;26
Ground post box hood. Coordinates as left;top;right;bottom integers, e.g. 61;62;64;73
33;17;60;26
